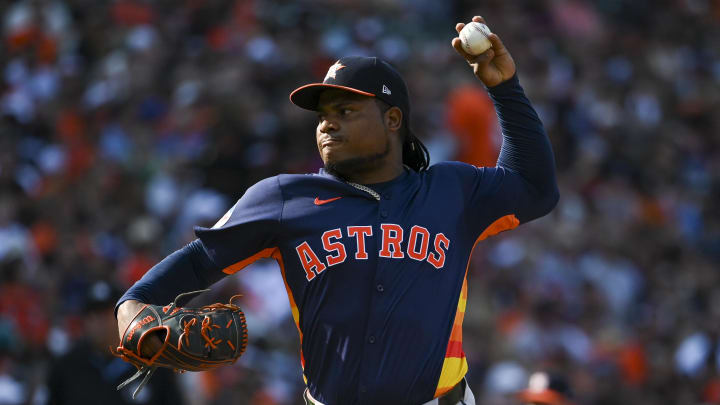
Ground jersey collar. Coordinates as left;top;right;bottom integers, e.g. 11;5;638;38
316;167;411;189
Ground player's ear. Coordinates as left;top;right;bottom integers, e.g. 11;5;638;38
385;106;402;133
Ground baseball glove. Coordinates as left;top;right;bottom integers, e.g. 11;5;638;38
113;289;248;398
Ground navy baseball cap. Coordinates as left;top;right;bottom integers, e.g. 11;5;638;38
290;56;410;120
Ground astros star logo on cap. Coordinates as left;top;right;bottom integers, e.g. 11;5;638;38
324;62;346;81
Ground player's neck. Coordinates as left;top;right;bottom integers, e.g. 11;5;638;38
342;161;404;185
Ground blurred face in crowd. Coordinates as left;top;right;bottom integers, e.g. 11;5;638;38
316;89;402;179
86;307;119;351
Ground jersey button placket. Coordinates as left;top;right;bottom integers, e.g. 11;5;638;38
358;192;388;398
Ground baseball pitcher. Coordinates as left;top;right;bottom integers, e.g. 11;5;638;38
115;16;559;405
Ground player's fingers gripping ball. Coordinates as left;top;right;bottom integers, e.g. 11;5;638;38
113;290;248;398
459;22;493;55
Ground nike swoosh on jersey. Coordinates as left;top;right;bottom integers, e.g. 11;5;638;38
314;196;342;205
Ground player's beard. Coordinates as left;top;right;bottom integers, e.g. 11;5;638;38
324;136;391;181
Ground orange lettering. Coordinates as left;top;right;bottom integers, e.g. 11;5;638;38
407;225;430;261
126;315;155;341
322;228;347;266
347;226;372;259
295;241;327;281
427;233;450;269
379;224;404;258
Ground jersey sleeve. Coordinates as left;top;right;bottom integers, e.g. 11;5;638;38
445;74;559;240
116;239;224;312
193;176;284;274
451;162;552;228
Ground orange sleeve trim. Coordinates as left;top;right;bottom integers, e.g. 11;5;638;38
477;214;520;242
222;247;278;274
273;248;305;371
274;249;302;339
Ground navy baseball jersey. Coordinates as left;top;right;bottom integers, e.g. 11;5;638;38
118;74;559;404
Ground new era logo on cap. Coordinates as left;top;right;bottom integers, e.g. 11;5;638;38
382;85;391;95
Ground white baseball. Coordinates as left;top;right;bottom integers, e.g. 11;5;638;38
459;22;492;55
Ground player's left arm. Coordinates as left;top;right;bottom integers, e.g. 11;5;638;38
451;16;559;225
116;177;284;322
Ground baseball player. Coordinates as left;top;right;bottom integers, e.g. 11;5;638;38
116;16;559;405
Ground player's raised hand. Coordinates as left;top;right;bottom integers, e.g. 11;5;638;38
451;16;516;87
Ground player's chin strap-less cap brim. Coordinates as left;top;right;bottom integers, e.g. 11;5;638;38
290;83;375;110
289;56;410;116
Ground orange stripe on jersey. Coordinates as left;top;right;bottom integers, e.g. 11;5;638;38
222;247;278;274
434;277;468;396
445;340;464;358
434;214;520;397
477;214;519;241
274;249;307;374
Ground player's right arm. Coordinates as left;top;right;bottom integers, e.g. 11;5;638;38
116;176;284;345
448;16;559;236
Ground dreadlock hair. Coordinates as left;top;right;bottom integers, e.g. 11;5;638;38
375;99;430;172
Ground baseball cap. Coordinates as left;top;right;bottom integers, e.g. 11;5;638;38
516;371;574;405
290;56;410;120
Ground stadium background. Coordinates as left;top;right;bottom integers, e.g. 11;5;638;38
0;0;719;404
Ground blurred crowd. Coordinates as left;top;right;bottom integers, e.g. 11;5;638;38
0;0;718;404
